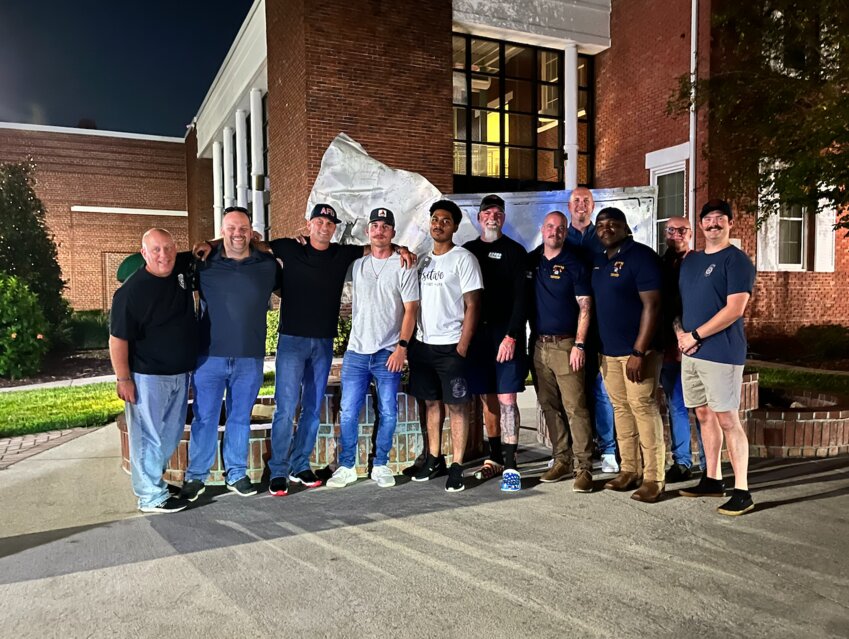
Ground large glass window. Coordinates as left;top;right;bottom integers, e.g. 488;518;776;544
778;203;805;267
452;34;593;193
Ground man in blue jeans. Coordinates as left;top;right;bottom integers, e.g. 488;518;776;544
660;216;705;482
180;207;280;501
326;208;419;489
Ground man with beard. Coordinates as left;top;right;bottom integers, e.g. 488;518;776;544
463;194;528;491
592;207;666;503
676;199;756;516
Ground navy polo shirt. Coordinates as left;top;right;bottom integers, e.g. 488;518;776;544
679;246;755;365
591;238;662;357
198;247;281;358
529;245;591;336
566;222;604;267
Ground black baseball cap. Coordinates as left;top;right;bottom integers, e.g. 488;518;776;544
368;207;395;226
700;198;733;220
479;194;505;212
309;203;341;224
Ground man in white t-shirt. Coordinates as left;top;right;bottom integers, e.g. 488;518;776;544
407;199;483;492
326;207;420;489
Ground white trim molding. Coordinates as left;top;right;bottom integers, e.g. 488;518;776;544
645;142;689;170
0;121;183;144
70;206;188;217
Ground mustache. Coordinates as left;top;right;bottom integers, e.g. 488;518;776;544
707;226;722;231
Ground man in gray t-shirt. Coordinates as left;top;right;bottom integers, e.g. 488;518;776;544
326;207;420;489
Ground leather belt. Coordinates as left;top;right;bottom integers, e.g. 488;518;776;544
537;334;574;343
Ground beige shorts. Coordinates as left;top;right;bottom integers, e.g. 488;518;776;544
681;355;744;412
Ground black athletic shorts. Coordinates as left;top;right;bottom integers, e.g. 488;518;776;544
407;339;471;404
466;323;527;395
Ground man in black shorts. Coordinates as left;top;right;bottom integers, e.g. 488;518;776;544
408;200;483;492
463;194;528;491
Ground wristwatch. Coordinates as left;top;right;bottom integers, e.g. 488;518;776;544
574;342;585;351
631;349;646;358
691;330;703;344
398;339;409;348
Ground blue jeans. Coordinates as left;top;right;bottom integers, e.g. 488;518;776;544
185;355;264;484
339;349;402;468
125;372;189;509
660;361;706;469
269;334;334;478
593;372;617;455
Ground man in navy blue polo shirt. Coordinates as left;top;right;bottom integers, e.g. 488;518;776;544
676;199;756;516
591;207;666;503
566;187;618;474
181;207;280;500
528;211;595;493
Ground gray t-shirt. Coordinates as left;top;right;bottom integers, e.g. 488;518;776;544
347;255;420;354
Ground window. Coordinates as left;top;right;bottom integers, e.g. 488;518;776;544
452;34;594;193
778;203;805;268
646;143;689;251
757;201;835;273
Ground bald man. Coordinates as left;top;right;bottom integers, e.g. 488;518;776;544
110;228;198;514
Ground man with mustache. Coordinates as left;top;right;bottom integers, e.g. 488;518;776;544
676;199;756;516
591;207;666;503
462;194;528;491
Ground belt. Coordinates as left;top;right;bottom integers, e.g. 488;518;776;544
537;334;574;343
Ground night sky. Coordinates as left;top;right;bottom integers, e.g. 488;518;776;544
0;0;254;137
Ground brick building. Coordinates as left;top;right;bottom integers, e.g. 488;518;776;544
1;0;845;335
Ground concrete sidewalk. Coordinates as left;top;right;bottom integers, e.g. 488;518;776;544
1;393;848;638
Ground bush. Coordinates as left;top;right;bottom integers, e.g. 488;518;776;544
67;309;109;350
264;310;351;356
0;274;50;378
334;315;352;356
265;310;279;355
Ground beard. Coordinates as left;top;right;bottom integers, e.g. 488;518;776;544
483;227;500;242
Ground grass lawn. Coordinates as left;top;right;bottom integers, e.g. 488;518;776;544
749;366;849;397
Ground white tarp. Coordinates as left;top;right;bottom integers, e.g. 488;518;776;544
307;134;657;252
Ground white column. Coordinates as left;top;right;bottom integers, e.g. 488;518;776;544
563;43;579;190
235;109;249;208
249;88;267;237
212;140;223;238
222;126;235;208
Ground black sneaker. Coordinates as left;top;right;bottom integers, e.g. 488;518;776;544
226;476;257;497
411;454;447;482
289;469;323;488
269;476;289;496
402;454;426;477
180;479;206;502
717;489;755;516
445;462;465;493
139;496;187;514
679;475;726;498
665;463;693;483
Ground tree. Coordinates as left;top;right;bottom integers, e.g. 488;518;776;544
0;160;70;332
669;1;849;230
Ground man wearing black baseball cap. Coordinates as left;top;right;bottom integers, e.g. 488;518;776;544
676;198;756;515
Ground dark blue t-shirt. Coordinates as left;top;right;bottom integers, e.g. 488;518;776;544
566;222;604;268
529;245;591;336
591;238;662;357
198;247;281;358
679;246;755;365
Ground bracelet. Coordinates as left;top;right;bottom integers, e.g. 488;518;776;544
116;377;131;382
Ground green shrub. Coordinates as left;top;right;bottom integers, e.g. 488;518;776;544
265;309;351;356
266;310;279;355
0;274;50;379
794;324;849;360
67;309;109;350
334;314;352;356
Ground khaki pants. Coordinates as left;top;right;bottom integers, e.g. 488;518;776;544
533;338;593;471
601;353;665;482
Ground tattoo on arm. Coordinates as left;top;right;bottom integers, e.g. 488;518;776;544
673;316;684;333
576;296;591;342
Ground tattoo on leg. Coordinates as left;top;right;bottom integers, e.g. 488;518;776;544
499;402;520;445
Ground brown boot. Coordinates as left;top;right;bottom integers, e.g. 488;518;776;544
572;469;594;493
603;472;642;491
630;481;664;503
540;460;572;483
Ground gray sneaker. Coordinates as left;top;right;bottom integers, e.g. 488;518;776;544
327;465;358;488
370;465;396;488
226;476;257;497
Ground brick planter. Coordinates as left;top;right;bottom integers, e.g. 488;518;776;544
117;381;485;485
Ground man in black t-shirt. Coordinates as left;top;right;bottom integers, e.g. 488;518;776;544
463;194;528;490
109;228;197;514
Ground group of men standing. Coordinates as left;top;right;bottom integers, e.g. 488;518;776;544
110;189;755;516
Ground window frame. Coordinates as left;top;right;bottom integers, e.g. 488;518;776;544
649;160;687;252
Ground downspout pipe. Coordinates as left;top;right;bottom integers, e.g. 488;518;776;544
689;0;699;236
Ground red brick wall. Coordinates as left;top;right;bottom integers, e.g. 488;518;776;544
265;0;453;236
0;127;188;310
185;126;214;244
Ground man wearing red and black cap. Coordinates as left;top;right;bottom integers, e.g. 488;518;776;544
462;194;529;491
676;199;756;516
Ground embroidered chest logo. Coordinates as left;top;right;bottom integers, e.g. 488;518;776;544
488;252;502;260
610;261;625;278
550;264;565;280
704;264;716;277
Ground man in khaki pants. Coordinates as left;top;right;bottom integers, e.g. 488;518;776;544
590;208;665;502
528;211;594;493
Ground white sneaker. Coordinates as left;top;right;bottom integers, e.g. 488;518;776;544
326;465;358;488
370;465;396;488
601;454;620;474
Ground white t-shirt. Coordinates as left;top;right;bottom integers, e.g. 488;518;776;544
417;245;483;345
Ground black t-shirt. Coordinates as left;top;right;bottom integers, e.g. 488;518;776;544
463;234;527;336
109;252;198;375
270;238;363;338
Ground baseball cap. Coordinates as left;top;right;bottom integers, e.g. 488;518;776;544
309;203;341;224
699;198;733;220
368;207;395;226
479;194;505;212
